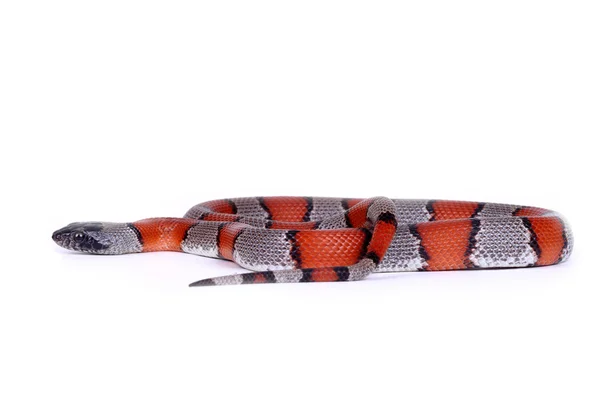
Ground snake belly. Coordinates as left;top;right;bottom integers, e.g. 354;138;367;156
51;197;573;287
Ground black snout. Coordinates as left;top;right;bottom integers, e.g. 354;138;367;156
52;230;63;242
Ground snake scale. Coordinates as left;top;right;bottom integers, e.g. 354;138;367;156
52;197;573;286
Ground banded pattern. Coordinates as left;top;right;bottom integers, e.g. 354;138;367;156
51;197;573;287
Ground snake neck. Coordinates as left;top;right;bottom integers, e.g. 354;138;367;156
131;218;197;252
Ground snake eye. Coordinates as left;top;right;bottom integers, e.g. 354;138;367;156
73;232;86;243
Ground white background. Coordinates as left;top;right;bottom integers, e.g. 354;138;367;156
1;1;598;399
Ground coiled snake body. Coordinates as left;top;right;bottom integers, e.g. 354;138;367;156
52;197;573;286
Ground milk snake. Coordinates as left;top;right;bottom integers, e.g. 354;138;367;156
52;197;573;286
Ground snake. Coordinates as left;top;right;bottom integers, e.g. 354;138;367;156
52;197;573;287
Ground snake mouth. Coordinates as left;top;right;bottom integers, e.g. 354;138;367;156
52;230;72;249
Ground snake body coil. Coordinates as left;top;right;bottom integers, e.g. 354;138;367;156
52;197;573;286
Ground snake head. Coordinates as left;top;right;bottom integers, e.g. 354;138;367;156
52;222;142;255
